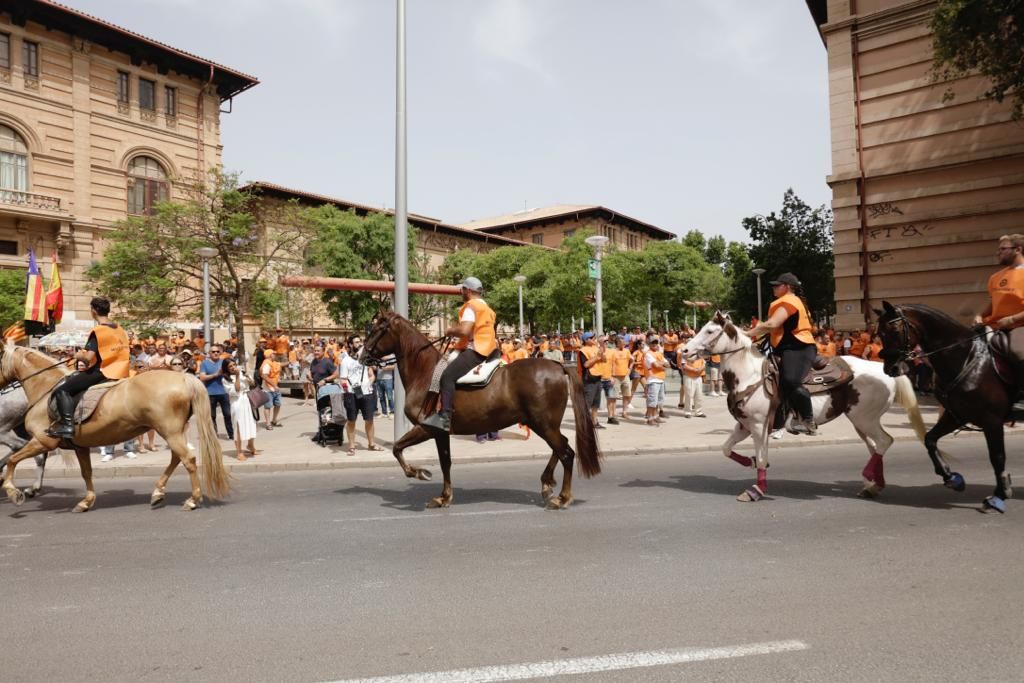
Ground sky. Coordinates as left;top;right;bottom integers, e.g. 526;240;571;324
73;0;833;243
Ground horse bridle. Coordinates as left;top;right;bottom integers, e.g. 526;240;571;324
880;306;918;367
360;316;448;368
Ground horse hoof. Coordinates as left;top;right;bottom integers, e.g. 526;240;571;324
982;496;1007;514
23;486;37;499
541;486;554;501
426;497;450;509
736;485;764;503
72;502;90;513
181;499;198;511
7;488;25;506
545;498;563;510
859;481;881;499
945;472;966;492
415;469;432;481
150;495;165;508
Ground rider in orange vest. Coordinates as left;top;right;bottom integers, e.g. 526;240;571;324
47;296;130;439
422;276;499;432
745;272;818;436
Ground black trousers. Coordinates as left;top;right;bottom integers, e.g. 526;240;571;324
57;368;107;397
775;344;816;424
209;393;234;438
439;348;499;396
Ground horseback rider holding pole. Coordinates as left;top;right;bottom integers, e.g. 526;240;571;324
422;277;500;432
745;272;818;436
46;296;130;439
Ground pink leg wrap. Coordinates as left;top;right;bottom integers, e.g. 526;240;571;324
728;451;753;468
862;453;885;488
756;468;768;492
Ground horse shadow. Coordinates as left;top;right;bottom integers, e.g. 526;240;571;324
1;484;222;517
335;484;579;512
620;474;997;512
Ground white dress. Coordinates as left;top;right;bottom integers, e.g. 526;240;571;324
225;374;258;441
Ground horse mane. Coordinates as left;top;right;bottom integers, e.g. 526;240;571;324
896;304;972;338
1;344;69;384
386;312;440;360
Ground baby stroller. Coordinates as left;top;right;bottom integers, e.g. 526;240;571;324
314;384;346;447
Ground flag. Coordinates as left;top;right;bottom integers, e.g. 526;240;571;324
45;252;63;325
23;249;47;327
3;321;26;344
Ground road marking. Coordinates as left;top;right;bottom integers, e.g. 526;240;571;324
0;534;31;539
332;502;645;524
323;640;809;682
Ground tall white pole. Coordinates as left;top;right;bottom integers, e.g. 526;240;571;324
756;275;764;321
202;258;211;346
393;0;409;439
647;301;652;329
594;247;604;335
517;284;525;340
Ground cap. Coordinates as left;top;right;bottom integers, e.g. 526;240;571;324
459;276;483;292
581;332;594;341
769;272;801;287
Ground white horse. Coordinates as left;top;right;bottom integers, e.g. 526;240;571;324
681;312;927;501
0;384;51;498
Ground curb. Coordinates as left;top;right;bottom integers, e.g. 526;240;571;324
27;431;977;480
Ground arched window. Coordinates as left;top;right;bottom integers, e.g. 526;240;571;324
127;155;169;215
0;124;28;195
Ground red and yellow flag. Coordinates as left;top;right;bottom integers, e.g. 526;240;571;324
23;249;47;326
3;321;26;344
45;252;63;325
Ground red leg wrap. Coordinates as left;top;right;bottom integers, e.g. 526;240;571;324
728;451;753;468
757;468;767;492
862;453;885;488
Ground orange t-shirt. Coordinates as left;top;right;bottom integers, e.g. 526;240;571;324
274;335;290;356
683;357;705;378
609;348;631;377
848;333;868;358
662;333;679;353
510;348;529;362
817;341;836;358
985;266;1024;328
864;342;883;361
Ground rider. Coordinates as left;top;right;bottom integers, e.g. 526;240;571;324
46;296;130;439
422;276;499;432
745;272;818;435
977;233;1024;384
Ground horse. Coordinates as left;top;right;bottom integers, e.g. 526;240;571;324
0;341;230;512
0;382;54;499
359;311;601;509
875;301;1013;513
680;312;927;502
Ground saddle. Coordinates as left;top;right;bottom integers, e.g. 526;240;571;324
764;356;854;397
455;357;506;387
47;379;124;425
987;330;1023;386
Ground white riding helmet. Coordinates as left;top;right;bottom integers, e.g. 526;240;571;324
460;276;483;293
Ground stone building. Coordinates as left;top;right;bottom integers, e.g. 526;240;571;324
0;1;257;328
808;0;1024;329
459;205;675;250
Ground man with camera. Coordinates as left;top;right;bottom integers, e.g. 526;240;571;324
338;335;381;455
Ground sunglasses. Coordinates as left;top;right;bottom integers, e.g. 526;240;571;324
171;362;183;367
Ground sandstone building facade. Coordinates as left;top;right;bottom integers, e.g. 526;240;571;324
808;0;1024;329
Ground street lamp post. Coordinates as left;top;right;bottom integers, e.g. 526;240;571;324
585;235;610;335
752;267;766;321
663;309;669;330
196;247;218;346
513;274;526;340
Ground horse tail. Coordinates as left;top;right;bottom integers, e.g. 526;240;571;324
894;374;927;444
187;374;231;500
563;366;602;478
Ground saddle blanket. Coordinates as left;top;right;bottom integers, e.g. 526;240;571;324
456;358;506;386
47;380;122;425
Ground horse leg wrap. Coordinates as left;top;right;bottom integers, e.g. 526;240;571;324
728;451;753;468
756;468;768;493
862;453;885;489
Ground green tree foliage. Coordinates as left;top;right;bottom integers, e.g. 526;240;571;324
0;269;27;328
739;189;835;321
931;0;1024;118
682;229;706;254
704;235;728;266
87;169;307;358
302;205;441;331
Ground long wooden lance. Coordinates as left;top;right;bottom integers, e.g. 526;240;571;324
279;275;462;296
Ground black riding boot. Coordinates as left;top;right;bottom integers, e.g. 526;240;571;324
422;390;453;432
46;392;75;439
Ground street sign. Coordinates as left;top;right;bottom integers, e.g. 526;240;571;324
588;258;600;279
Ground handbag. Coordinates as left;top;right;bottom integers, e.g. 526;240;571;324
247;388;270;412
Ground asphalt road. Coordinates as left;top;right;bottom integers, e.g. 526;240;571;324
3;436;1023;682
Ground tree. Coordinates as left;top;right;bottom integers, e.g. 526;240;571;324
704;235;728;267
931;1;1024;118
738;189;835;322
87;169;307;358
723;241;756;319
682;229;706;254
0;269;26;328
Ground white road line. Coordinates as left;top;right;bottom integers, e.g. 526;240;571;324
0;534;31;539
323;640;809;683
332;502;645;523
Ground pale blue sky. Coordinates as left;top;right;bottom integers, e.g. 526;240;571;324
76;0;832;242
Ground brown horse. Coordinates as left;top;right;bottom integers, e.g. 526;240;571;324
360;312;601;509
0;342;230;512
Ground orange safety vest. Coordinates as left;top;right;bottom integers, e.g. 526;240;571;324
93;323;130;379
454;298;497;356
579;344;608;379
683;357;705;378
646;350;667;381
768;293;815;348
662;333;679;353
275;335;290;356
510;348;529;362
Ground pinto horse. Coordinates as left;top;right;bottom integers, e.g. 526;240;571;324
0;342;230;512
359;312;601;509
681;312;927;502
875;301;1013;513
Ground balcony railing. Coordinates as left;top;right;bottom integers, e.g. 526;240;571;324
0;189;61;212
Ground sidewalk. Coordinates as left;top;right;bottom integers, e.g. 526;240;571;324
30;380;1012;479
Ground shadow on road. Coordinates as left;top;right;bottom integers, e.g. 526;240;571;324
621;474;998;512
335;484;553;511
2;484;231;516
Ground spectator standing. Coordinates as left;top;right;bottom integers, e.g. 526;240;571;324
148;341;171;369
629;338;647;409
595;336;617;425
199;344;234;441
338;335;381;454
681;353;707;418
862;334;884;362
577;333;606;430
375;358;396;418
706;353;723;397
252;338;267;389
510;339;529;362
608;335;632;421
223;359;258;460
644;338;668;426
260;352;283;429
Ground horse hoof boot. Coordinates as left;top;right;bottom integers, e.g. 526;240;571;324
946;472;966;492
182;499;198;511
736;485;765;503
982;496;1007;514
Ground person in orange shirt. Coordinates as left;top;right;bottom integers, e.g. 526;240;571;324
500;338;514;362
577;333;607;429
608;336;632;421
681;353;706;418
509;339;529;362
662;330;680;371
274;328;290;359
848;329;869;358
816;332;837;358
977;234;1024;383
862;334;883;362
629;338;647;402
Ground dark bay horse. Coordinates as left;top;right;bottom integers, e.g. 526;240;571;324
360;312;601;509
876;301;1013;513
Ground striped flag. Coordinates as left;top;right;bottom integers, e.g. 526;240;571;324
23;249;47;326
3;321;26;344
45;252;63;325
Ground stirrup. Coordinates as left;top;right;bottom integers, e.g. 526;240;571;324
46;422;74;439
421;412;451;432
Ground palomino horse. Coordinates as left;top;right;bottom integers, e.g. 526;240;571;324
0;342;230;512
681;312;927;502
360;312;601;509
875;301;1013;513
